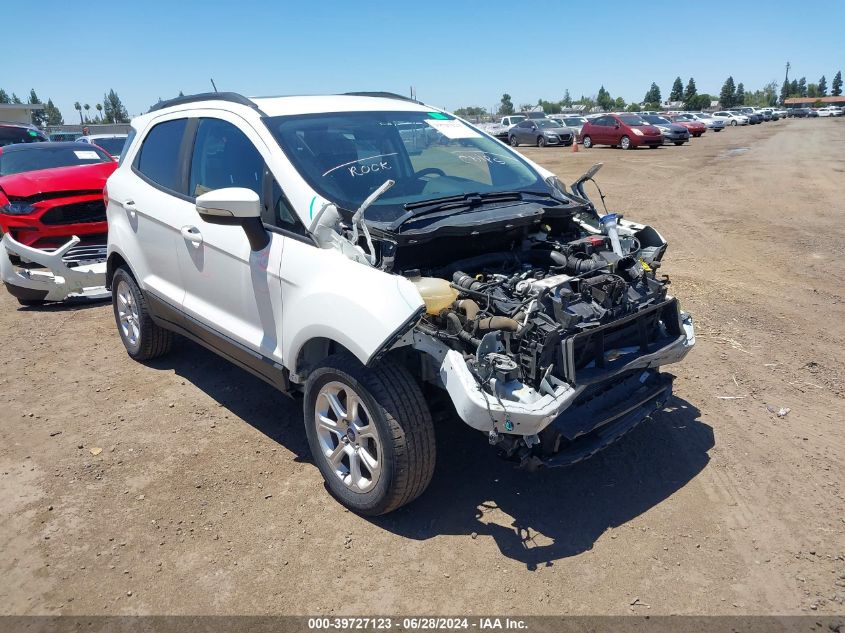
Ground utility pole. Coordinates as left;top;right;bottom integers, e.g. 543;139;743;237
781;61;791;106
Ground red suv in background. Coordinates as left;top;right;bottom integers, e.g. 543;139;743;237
580;114;663;150
0;142;116;250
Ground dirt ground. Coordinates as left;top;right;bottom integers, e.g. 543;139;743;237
1;118;843;617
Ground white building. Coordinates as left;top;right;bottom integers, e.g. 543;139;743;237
0;103;44;124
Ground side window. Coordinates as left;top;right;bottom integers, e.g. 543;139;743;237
118;129;136;166
136;118;188;192
266;172;308;237
189;118;263;198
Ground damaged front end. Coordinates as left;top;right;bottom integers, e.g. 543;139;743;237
371;167;695;468
0;233;108;303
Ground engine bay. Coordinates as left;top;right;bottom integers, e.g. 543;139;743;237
405;211;681;404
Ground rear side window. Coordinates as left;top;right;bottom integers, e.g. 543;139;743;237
0;126;47;147
136;119;188;192
189;118;263;198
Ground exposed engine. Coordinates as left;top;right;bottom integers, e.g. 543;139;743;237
409;215;683;405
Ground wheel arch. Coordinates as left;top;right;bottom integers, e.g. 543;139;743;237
106;251;131;290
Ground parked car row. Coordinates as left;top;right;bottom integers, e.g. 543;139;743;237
787;106;844;117
474;102;827;151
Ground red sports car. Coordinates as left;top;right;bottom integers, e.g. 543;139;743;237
666;115;707;138
0;142;117;251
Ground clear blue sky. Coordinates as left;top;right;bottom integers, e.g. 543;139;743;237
3;0;843;120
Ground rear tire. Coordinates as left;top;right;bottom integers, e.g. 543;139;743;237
111;267;172;361
303;353;436;516
582;135;593;148
509;136;519;147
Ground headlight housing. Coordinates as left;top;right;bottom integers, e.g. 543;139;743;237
0;202;37;215
632;128;644;136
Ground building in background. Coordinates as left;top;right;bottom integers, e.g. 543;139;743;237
0;103;44;124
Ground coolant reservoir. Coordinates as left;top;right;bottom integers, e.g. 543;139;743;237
410;276;459;315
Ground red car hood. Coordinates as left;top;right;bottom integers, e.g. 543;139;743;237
0;162;117;198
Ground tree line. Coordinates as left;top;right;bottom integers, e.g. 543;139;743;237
0;88;131;126
454;69;843;118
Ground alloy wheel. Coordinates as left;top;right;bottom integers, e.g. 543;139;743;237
116;280;140;347
314;381;382;493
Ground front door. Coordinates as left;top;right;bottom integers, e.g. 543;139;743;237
177;115;285;364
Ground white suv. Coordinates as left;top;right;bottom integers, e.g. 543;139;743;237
106;92;695;514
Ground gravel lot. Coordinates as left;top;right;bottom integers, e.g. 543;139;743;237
1;118;843;616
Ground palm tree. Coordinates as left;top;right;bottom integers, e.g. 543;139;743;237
95;103;103;122
74;101;82;124
83;103;90;123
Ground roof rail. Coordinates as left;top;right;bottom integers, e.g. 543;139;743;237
148;92;263;114
342;91;421;104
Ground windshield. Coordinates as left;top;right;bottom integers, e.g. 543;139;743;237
0;145;112;176
642;115;670;125
92;137;127;156
619;115;646;126
563;117;585;125
508;115;526;123
265;111;546;222
536;120;559;129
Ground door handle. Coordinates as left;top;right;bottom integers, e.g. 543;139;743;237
123;200;137;217
180;226;203;245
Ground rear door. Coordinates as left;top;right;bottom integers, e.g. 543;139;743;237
120;116;193;307
515;120;531;143
592;117;610;144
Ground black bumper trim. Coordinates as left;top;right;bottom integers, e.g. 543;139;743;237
540;372;673;468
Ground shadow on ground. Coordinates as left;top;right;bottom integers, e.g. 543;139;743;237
17;296;110;312
151;338;712;570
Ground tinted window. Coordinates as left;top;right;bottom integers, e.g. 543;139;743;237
0;125;48;147
267;174;307;236
189;118;263;198
119;129;136;165
93;137;127;156
136;118;188;192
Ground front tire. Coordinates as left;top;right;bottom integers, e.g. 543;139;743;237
731;120;737;126
674;141;685;146
582;135;593;148
620;135;632;150
303;353;436;516
537;136;546;147
509;136;519;147
111;267;172;361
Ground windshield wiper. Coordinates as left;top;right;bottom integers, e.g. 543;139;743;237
392;191;540;227
403;190;523;211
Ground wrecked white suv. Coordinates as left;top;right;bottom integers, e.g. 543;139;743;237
105;92;695;515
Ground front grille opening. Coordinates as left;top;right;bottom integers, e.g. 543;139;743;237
563;299;682;383
40;200;106;225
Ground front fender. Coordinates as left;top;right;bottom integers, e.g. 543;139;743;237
280;242;424;372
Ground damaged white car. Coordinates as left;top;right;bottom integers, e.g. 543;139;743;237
105;92;695;515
